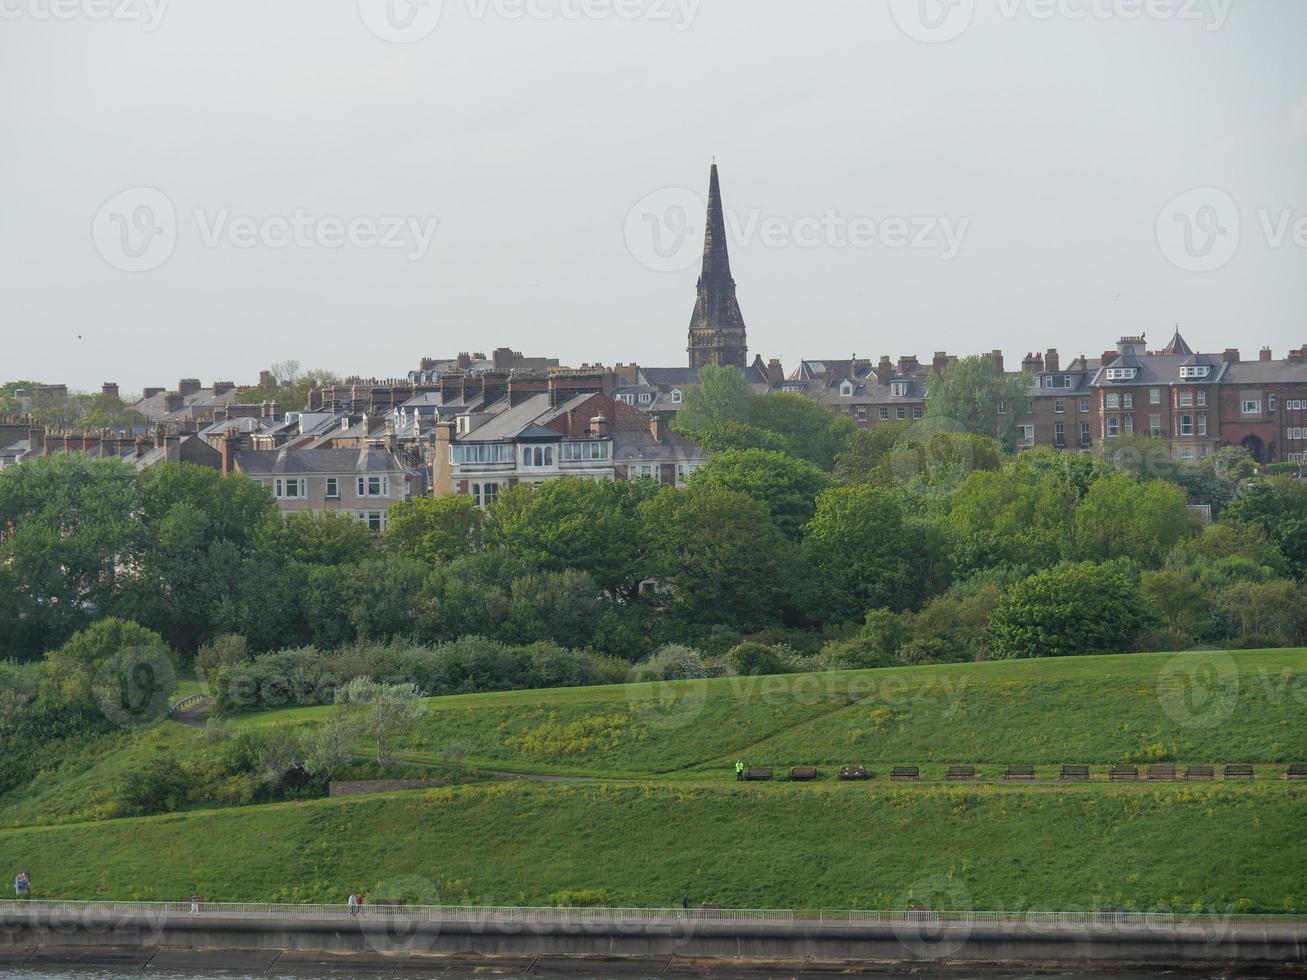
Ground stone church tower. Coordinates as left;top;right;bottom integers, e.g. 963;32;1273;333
687;164;748;370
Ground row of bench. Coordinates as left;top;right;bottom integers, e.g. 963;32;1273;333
743;764;1307;782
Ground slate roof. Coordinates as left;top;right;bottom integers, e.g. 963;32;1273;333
234;447;407;476
1091;354;1231;386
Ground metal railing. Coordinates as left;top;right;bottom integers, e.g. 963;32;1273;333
1;899;1301;928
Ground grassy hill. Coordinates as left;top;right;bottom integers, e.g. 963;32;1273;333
2;650;1305;912
243;649;1307;777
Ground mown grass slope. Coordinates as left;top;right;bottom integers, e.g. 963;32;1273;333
1;780;1303;913
242;650;1307;777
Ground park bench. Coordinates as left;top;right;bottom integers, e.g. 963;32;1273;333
1184;765;1215;781
1224;764;1254;780
1109;765;1139;782
946;766;976;781
1003;765;1036;782
838;766;869;781
745;767;773;782
890;766;920;782
1147;764;1176;781
789;766;818;782
1286;765;1307;781
1060;765;1090;782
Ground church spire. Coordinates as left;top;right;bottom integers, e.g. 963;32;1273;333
688;163;748;370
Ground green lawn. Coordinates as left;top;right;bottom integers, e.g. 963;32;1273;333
1;780;1303;913
4;649;1305;913
242;649;1307;778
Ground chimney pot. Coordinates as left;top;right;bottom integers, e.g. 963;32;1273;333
1260;347;1273;362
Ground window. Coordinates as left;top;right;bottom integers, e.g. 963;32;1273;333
1269;394;1278;413
670;389;683;404
1150;389;1161;405
470;483;481;507
1080;422;1091;446
1178;391;1193;408
639;392;653;405
891;381;909;397
1054;422;1065;446
1179;447;1195;461
912;406;924;420
1106;367;1138;380
1198;414;1207;437
522;445;557;467
1079;398;1090;413
560;440;609;462
273;478;306;499
482;482;500;505
855;407;868;421
1243;400;1261;415
1179;415;1194;437
356;476;388;496
997;401;1007;415
366;511;384;533
452;443;515;465
1149;415;1162;438
1106;393;1120;410
1180;365;1211;379
1288;428;1307;441
1106;416;1119;438
1123;394;1134;409
457;416;472;435
675;463;701;485
878;407;889;421
1016;425;1035;449
840;381;854;397
896;406;906;420
618;394;635;405
628;463;660;482
1055;400;1065;415
1124;415;1135;434
325;477;339;499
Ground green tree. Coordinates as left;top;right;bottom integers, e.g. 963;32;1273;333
1072;473;1197;567
1223;476;1307;579
336;677;426;771
490;479;656;599
671;364;754;432
987;562;1151;659
802;485;932;621
926;356;1032;448
745;393;855;470
44;618;172;709
832;422;912;484
1139;569;1211;647
385;494;484;564
690;449;828;540
943;467;1076;576
639;484;795;633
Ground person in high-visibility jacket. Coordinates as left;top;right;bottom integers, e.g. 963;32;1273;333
735;760;746;781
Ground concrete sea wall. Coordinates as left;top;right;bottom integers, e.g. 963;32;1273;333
2;905;1305;974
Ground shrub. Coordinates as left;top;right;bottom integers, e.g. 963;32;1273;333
195;634;249;683
521;642;601;690
726;641;786;677
213;647;338;714
115;756;194;817
631;645;707;682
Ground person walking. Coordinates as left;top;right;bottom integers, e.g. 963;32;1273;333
735;760;745;781
681;893;690;912
348;892;359;918
14;872;30;900
189;894;200;916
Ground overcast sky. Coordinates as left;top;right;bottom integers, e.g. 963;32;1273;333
2;0;1305;393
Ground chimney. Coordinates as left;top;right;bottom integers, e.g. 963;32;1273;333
177;378;202;397
142;387;165;400
589;414;609;439
212;381;235;395
457;352;473;370
384;419;398;451
876;356;894;386
897;355;920;375
1045;349;1060;373
766;358;785;385
164;392;185;413
101;382;120;400
268;400;279;419
164;433;181;462
219;428;240;476
28;425;45;457
307;387;323;412
1021;352;1044;374
1101;350;1118;368
1223;348;1241;364
432;420;456;496
650;415;666;441
849;353;858;381
932;352;950;374
990;350;1005;374
1288;346;1306;365
1260;347;1273;362
258;370;276;389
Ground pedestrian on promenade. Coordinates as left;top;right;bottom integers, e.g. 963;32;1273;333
348;892;359;917
682;894;690;912
14;872;30;900
735;760;745;781
189;894;200;916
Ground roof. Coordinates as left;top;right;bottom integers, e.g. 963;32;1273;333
1224;360;1307;385
612;427;707;464
1091;354;1232;386
234;447;407;476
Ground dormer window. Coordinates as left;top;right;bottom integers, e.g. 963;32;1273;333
1180;366;1211;379
1106;368;1138;381
890;381;909;397
840;381;854;398
670;389;683;404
